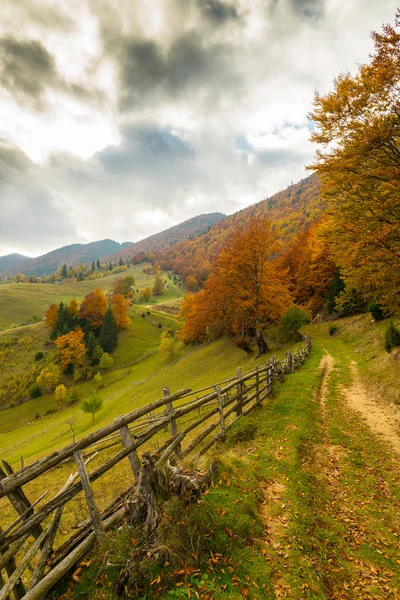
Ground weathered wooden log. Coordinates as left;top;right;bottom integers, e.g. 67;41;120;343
0;528;47;600
0;388;191;499
163;387;181;457
119;426;140;480
27;506;63;591
0;418;169;550
74;451;104;541
20;508;126;600
0;526;26;600
0;489;48;545
236;367;242;416
215;387;225;435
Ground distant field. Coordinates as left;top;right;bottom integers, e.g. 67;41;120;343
0;265;183;330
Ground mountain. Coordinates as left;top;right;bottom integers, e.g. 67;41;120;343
0;213;226;279
0;239;131;279
0;253;30;273
102;213;226;263
159;174;323;280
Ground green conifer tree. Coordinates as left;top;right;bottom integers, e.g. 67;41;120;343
96;259;101;269
61;264;68;278
99;306;118;353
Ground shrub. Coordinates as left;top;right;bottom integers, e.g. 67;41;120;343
147;311;151;315
141;313;145;317
384;322;400;353
158;323;162;328
226;420;258;446
328;325;338;336
34;351;44;361
278;307;310;343
94;372;103;389
99;352;114;370
29;385;42;398
68;389;79;404
368;302;386;321
55;384;68;408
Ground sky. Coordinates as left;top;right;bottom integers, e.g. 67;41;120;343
0;0;398;257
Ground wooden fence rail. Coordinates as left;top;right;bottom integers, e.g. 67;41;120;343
0;336;311;600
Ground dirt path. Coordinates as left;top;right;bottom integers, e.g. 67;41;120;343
342;360;400;455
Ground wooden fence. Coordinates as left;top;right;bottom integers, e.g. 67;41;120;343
0;336;311;600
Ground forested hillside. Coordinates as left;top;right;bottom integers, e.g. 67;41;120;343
160;175;322;288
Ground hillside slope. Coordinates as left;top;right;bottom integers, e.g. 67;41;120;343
160;174;322;278
103;212;226;263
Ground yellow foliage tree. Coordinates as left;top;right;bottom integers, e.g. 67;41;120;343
55;329;85;372
111;294;131;329
36;363;61;392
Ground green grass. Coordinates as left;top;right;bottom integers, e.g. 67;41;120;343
0;265;183;331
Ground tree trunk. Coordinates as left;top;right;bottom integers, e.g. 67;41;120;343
255;330;269;355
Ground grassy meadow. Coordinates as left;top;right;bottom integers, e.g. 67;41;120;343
0;264;183;331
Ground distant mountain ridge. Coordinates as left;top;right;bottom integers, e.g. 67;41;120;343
0;239;131;279
0;253;30;273
0;213;226;279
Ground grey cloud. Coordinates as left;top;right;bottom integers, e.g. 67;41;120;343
119;32;239;109
0;37;57;101
290;0;324;20
197;0;240;23
98;124;195;174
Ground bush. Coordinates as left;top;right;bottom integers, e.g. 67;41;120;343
68;389;79;404
147;311;151;315
328;325;338;336
226;420;258;446
368;302;386;321
29;385;42;398
158;323;162;328
141;313;145;317
278;307;310;343
34;351;44;361
384;322;400;353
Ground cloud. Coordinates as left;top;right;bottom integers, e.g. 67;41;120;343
197;0;240;24
0;0;398;256
0;37;57;102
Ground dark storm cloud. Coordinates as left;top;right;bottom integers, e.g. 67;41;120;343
118;32;238;109
290;0;324;20
197;0;240;23
98;124;195;174
0;37;57;101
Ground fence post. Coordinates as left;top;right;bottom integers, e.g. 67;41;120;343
255;366;260;404
236;367;242;416
215;387;226;436
73;451;104;541
0;526;26;600
163;387;181;457
119;426;140;480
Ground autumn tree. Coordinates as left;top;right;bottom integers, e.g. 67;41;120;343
36;363;61;392
112;275;135;297
179;217;292;354
45;304;59;329
152;275;165;296
111;294;131;329
140;287;153;302
55;384;68;408
309;11;400;312
55;329;85;373
79;288;108;331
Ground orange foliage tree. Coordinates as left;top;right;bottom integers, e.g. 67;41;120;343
179;217;292;354
111;294;131;329
55;329;85;372
279;220;338;315
45;304;59;329
79;288;108;330
309;11;400;311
